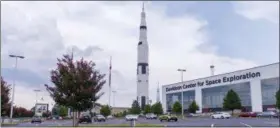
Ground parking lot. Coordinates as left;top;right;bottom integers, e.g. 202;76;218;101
11;117;279;127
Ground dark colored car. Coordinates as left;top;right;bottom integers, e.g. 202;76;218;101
94;115;106;122
31;116;42;123
273;112;280;118
159;115;178;122
239;112;257;117
78;116;92;123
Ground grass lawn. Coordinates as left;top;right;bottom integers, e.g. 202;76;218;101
1;122;19;127
82;123;164;127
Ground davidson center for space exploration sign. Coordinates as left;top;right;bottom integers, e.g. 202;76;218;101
166;72;261;93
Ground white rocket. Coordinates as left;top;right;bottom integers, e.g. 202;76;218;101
137;3;149;109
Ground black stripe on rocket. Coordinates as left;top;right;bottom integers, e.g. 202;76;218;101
140;26;147;29
137;63;148;75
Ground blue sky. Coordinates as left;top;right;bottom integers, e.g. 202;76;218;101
159;1;279;64
1;1;279;108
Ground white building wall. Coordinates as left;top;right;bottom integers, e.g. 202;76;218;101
162;63;279;113
250;80;263;112
195;87;202;113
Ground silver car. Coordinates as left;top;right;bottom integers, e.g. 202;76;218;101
257;111;277;118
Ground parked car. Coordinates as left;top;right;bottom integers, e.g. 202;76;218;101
94;115;106;122
239;112;257;117
31;116;42;123
257;111;277;118
211;112;231;119
145;113;157;119
107;115;113;119
125;114;138;121
78;115;92;123
159;115;178;122
273;112;280;118
185;113;199;117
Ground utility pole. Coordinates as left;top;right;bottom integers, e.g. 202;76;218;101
177;68;186;119
9;54;24;122
109;56;112;107
112;90;116;107
34;89;41;115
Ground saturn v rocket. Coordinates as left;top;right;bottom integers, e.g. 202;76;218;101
137;3;149;109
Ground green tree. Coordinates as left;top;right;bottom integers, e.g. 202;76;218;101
143;104;152;114
45;55;106;126
1;77;11;117
188;101;199;114
223;89;242;114
276;89;280;109
151;102;163;115
172;101;182;115
100;105;111;117
58;105;68;117
122;110;127;116
129;100;141;114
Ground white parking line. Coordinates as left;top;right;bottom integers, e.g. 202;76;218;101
211;123;214;127
240;122;252;127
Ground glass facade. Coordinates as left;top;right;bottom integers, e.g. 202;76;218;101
166;90;195;112
166;92;181;112
202;82;251;112
183;90;195;110
261;77;279;111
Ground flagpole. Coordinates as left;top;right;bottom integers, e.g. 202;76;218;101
109;56;112;107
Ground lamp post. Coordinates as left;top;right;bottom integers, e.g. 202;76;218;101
34;90;41;104
177;68;186;119
9;54;24;121
112;90;116;107
34;89;41;115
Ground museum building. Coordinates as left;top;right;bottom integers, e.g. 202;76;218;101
162;62;279;113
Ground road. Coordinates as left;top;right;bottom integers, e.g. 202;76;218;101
11;117;280;127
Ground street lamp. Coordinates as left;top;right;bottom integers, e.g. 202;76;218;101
34;90;41;104
112;90;117;108
177;68;186;119
9;54;24;121
34;89;41;115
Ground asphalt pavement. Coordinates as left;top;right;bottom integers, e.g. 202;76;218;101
11;117;280;127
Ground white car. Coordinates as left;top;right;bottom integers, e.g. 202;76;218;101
125;114;138;121
107;115;113;119
211;112;231;119
145;113;157;119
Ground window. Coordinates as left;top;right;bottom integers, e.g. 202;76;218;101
202;82;251;109
138;42;142;45
138;80;141;82
261;77;279;106
142;65;146;74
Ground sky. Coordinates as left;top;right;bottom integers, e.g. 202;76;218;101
1;1;279;110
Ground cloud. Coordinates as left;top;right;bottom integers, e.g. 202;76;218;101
1;1;257;109
232;1;279;23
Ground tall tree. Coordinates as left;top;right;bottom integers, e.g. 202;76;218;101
223;89;242;114
151;102;163;115
276;89;280;109
143;104;152;114
130;100;141;114
45;55;106;126
188;101;199;114
172;101;182;115
1;77;11;117
100;105;111;117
